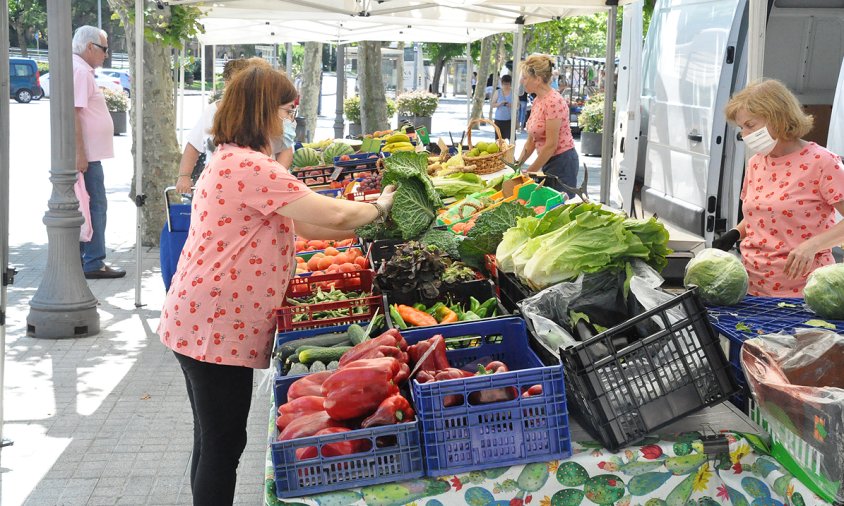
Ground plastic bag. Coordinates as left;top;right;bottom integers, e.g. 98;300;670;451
519;260;664;353
741;330;844;504
74;172;93;242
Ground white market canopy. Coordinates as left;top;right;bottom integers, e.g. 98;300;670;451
168;0;639;44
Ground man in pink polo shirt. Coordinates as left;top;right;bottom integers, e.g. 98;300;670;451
72;25;123;279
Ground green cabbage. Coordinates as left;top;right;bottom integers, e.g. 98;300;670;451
683;248;748;306
804;263;844;319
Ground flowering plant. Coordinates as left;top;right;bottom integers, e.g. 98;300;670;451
345;95;396;123
396;90;439;117
102;87;129;112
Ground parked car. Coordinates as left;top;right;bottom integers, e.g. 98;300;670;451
9;57;42;103
39;71;123;98
100;68;131;96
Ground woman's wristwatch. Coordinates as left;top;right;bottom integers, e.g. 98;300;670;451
371;202;388;223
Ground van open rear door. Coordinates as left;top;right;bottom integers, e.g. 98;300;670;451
611;0;643;215
638;0;746;244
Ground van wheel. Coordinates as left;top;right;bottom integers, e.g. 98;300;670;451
15;89;33;104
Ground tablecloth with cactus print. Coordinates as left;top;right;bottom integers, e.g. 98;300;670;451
264;429;830;506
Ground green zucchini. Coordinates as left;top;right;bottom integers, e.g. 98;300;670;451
277;331;354;364
347;324;367;345
299;346;353;365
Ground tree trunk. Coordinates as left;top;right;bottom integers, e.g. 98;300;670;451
470;35;493;122
431;56;446;98
110;1;181;247
487;35;503;120
299;41;322;143
358;41;389;134
14;21;28;57
396;41;404;95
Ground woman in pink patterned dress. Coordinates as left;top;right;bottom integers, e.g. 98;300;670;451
516;54;579;196
718;79;844;296
157;66;395;505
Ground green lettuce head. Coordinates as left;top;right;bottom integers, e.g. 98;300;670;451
804;263;844;319
684;248;748;306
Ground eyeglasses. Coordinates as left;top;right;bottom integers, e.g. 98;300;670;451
92;43;109;54
280;106;297;118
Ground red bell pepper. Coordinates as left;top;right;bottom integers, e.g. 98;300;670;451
339;333;405;367
276;396;325;431
407;335;449;372
294;427;373;460
469;360;518;404
522;384;543;398
416;370;436;383
287;371;333;400
322;358;401;420
433;368;475;407
361;394;415;428
278;410;345;441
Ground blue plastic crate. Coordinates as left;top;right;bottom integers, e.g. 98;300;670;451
706;295;844;408
401;317;571;476
332;151;383;168
273;324;355;386
270;373;424;499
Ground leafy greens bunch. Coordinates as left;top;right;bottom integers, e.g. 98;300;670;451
496;202;672;290
356;151;443;241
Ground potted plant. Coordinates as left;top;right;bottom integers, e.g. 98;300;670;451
396;90;439;134
102;87;129;136
344;96;398;137
578;93;611;157
344;95;362;137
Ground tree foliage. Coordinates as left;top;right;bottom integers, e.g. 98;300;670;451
9;0;46;56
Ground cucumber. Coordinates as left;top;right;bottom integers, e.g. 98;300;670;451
331;339;353;347
299;346;353;365
347;324;367;345
277;331;354;364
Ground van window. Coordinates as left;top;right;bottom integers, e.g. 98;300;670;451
11;63;33;77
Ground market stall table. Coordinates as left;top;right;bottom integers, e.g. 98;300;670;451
263;399;830;505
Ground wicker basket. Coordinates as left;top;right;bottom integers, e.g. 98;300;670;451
463;118;516;175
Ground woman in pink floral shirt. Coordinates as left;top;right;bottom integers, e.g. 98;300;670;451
158;66;395;505
516;54;579;196
719;79;844;296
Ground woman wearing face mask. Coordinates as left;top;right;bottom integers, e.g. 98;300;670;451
717;79;844;296
158;65;395;506
175;58;295;193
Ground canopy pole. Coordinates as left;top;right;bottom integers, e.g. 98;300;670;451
200;44;206;110
178;46;186;147
509;20;524;146
212;44;217;95
133;0;145;307
0;0;13;447
334;43;346;139
748;0;766;82
466;42;473;123
599;5;618;205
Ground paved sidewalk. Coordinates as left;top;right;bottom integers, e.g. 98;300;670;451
1;93;602;505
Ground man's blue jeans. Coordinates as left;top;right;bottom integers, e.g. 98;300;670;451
80;161;107;272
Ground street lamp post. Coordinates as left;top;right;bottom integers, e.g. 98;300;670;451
26;0;100;339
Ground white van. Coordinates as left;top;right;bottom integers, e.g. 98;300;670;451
612;0;844;247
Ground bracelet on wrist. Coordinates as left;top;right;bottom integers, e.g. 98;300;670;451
370;202;387;223
178;174;191;178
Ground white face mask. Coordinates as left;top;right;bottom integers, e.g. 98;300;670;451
743;125;777;156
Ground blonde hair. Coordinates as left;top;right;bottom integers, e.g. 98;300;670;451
725;79;813;141
520;54;555;84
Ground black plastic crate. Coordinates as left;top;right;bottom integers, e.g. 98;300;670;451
380;278;495;309
366;239;403;269
495;270;536;313
560;288;737;451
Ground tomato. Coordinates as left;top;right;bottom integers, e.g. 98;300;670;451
324;247;339;256
306;256;321;271
354;256;368;269
338;263;356;273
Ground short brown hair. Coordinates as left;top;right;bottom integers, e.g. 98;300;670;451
222;57;269;82
212;66;297;152
520;54;555;84
725;79;813;141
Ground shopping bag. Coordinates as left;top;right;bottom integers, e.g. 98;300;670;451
74;172;93;242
